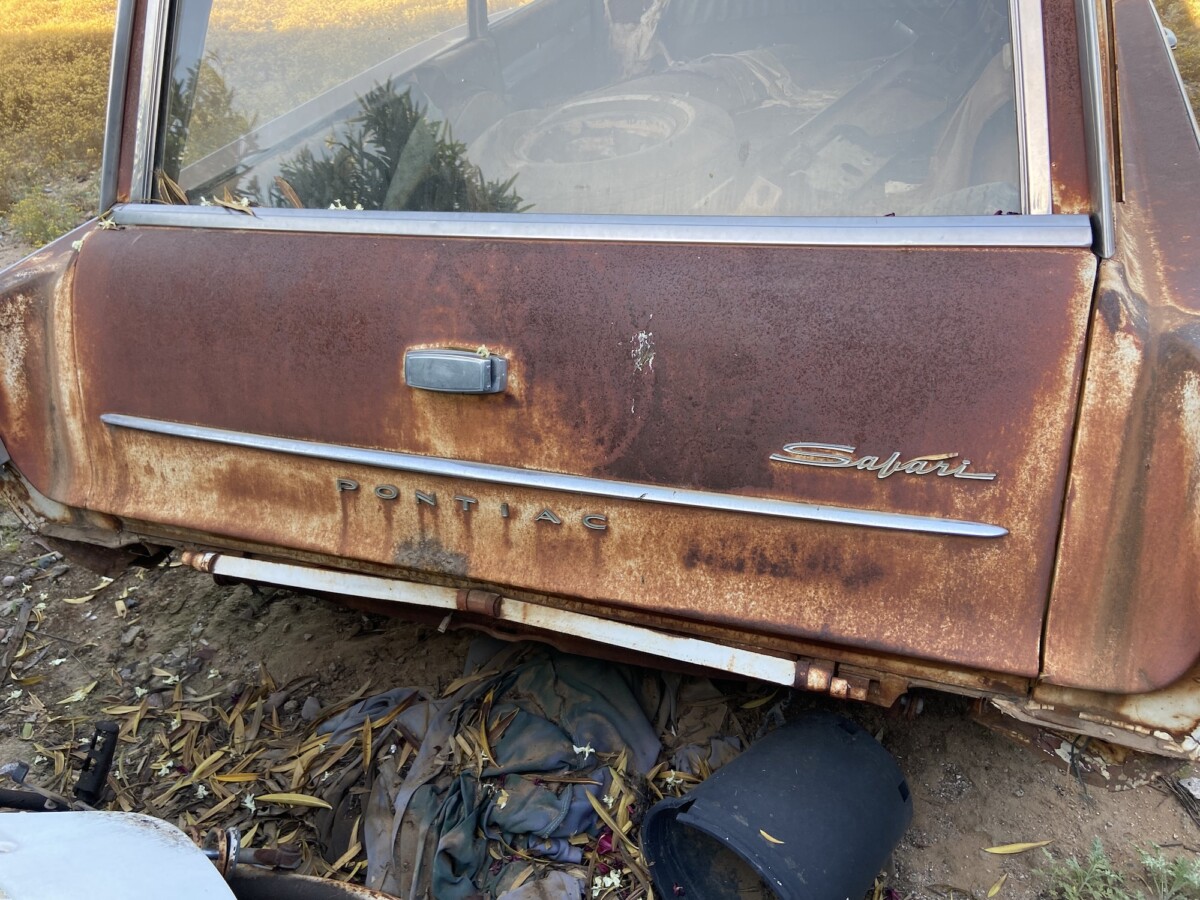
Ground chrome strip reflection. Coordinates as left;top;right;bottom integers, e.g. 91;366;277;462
108;204;1093;248
103;413;1008;538
99;0;137;212
1076;0;1116;258
129;0;170;204
1012;0;1053;215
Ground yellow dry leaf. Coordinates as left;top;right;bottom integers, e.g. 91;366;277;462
509;867;535;892
741;692;778;710
114;599;127;618
989;874;1008;897
213;773;259;783
56;680;98;704
984;841;1051;855
585;790;638;855
363;716;373;772
759;830;784;845
330;841;362;871
330;816;362;870
255;792;333;810
61;593;96;605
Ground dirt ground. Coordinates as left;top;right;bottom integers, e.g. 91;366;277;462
1;501;1197;899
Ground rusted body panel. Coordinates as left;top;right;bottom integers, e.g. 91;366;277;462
1042;0;1200;694
55;233;1095;676
1044;0;1091;213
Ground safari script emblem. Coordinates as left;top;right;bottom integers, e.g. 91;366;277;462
770;442;996;481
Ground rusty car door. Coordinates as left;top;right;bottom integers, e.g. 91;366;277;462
44;0;1098;679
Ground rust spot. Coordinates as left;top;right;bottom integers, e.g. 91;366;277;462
394;536;467;577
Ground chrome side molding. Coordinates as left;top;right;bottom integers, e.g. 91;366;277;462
102;413;1008;537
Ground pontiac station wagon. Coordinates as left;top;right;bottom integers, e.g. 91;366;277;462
1;0;1198;759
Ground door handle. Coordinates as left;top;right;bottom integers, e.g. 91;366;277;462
404;349;508;394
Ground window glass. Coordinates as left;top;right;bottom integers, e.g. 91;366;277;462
160;0;1022;216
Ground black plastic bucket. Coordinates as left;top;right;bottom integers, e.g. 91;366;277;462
641;712;912;899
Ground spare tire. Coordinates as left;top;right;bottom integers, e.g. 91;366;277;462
469;92;738;215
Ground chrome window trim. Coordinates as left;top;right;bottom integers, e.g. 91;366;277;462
99;0;138;212
1076;0;1116;258
132;0;1062;234
129;0;170;204
109;204;1093;247
103;413;1008;538
1012;0;1053;215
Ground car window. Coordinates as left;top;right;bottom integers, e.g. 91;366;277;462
159;0;1022;217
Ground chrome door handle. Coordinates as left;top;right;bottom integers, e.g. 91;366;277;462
404;349;508;394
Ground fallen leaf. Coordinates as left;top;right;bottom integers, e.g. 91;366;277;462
255;792;333;810
989;874;1008;897
984;841;1051;855
741;692;778;710
61;594;96;605
213;773;259;783
760;830;784;845
57;680;98;704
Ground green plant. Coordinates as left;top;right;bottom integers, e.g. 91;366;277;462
1039;840;1132;900
271;80;524;213
1138;847;1200;900
7;193;84;246
1039;841;1200;900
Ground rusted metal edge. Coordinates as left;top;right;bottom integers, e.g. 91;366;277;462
103;414;1008;537
128;0;169;204
99;0;137;212
990;697;1200;760
107;205;1095;248
180;550;800;686
1149;2;1200;148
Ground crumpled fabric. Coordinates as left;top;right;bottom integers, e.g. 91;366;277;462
321;640;662;899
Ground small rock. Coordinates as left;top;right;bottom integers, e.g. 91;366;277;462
303;633;313;642
120;625;143;648
300;696;322;722
17;568;35;581
283;699;300;715
1181;777;1200;800
1;575;14;588
146;691;166;709
118;667;135;681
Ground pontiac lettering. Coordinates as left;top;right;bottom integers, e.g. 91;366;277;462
335;478;609;529
770;442;996;481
